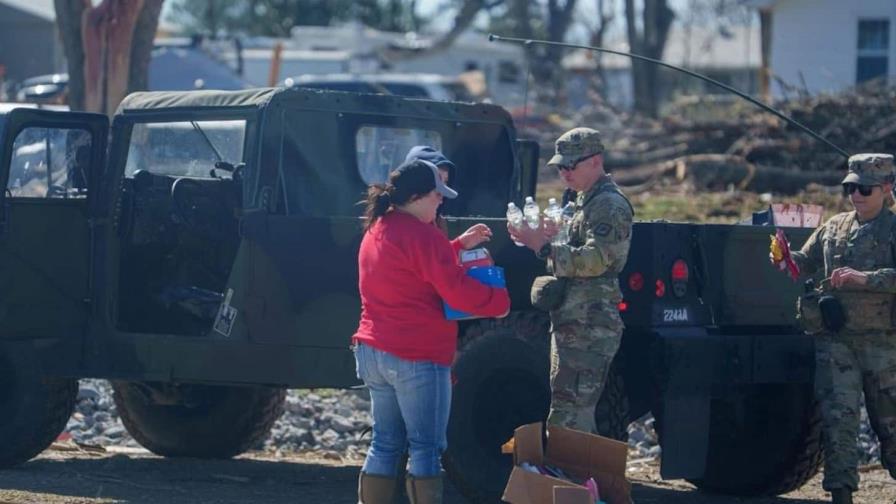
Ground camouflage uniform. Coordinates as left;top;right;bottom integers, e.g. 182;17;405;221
790;153;896;492
541;128;634;432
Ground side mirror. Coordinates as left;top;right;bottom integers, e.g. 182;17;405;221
516;139;539;199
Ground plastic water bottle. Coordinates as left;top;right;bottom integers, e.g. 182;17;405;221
554;201;575;245
544;198;561;223
523;196;540;229
506;202;525;247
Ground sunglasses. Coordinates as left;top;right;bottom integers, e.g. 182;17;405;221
842;183;879;197
555;153;601;172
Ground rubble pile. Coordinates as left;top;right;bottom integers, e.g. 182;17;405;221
522;82;896;194
64;381;882;465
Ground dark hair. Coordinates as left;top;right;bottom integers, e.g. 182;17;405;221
362;160;438;231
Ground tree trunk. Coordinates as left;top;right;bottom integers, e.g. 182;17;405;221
82;0;145;114
759;9;772;103
54;0;89;111
128;0;164;95
626;0;674;116
426;0;486;54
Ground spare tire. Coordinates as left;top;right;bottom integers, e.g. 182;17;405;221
0;345;77;468
112;381;285;458
443;312;551;503
444;312;630;503
662;383;823;496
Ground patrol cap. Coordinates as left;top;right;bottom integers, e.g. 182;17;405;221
392;159;458;199
547;127;605;168
842;153;895;186
404;145;456;171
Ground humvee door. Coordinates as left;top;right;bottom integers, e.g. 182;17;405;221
0;108;108;341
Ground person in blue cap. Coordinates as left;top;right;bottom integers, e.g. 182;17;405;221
405;145;490;253
405;145;455;185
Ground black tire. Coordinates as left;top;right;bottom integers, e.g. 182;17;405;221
443;312;552;504
112;381;286;458
684;384;823;496
444;312;630;503
594;360;630;442
0;345;77;468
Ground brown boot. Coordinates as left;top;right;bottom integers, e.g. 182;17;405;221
358;472;397;504
830;488;853;504
405;473;443;504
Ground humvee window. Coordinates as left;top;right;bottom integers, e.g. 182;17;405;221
7;127;91;198
125;120;246;178
355;126;442;185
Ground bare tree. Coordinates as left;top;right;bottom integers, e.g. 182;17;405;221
54;0;164;113
625;0;674;116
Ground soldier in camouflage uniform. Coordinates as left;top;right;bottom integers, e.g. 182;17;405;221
509;127;633;433
781;154;896;504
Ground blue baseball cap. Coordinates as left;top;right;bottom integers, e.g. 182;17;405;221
404;145;456;170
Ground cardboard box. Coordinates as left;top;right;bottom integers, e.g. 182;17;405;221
502;422;631;504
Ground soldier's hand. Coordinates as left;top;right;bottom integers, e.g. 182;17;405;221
542;218;560;239
830;267;868;288
507;221;549;253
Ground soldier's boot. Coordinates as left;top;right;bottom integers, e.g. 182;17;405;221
357;472;397;504
830;488;853;504
405;473;443;504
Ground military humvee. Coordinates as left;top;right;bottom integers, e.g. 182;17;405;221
0;88;819;502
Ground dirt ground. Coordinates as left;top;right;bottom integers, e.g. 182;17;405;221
1;445;895;504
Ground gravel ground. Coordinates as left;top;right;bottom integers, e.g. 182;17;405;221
1;449;895;504
65;379;882;466
0;379;884;503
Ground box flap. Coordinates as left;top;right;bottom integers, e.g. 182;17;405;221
502;467;585;504
545;425;627;477
592;470;633;504
512;422;544;466
553;486;593;504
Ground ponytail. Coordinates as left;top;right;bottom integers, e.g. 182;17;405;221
363;184;393;231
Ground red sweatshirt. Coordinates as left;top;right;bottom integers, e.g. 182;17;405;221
353;211;510;366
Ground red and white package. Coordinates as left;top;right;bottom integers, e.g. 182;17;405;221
459;247;494;270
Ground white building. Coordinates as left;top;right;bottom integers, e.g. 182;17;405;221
240;23;528;107
563;24;760;110
746;0;894;97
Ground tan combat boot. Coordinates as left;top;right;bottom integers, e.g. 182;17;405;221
405;473;443;504
357;472;397;504
830;488;853;504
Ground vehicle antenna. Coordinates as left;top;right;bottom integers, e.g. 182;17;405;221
488;34;850;160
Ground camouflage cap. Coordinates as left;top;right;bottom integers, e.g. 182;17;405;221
842;153;895;186
547;127;605;168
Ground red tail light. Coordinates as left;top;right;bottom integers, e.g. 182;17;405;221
655;279;666;297
628;272;644;292
671;259;689;282
671;259;689;298
618;301;628;312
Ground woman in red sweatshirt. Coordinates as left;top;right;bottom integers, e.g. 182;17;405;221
353;159;510;504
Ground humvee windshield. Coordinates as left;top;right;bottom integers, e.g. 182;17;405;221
124;120;246;178
8;127;91;198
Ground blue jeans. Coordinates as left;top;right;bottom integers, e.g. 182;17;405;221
354;343;451;478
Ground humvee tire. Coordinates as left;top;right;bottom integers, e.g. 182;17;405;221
112;382;286;458
443;312;630;503
675;384;822;496
594;360;630;442
0;346;77;468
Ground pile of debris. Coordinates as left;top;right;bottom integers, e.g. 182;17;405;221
521;81;896;194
